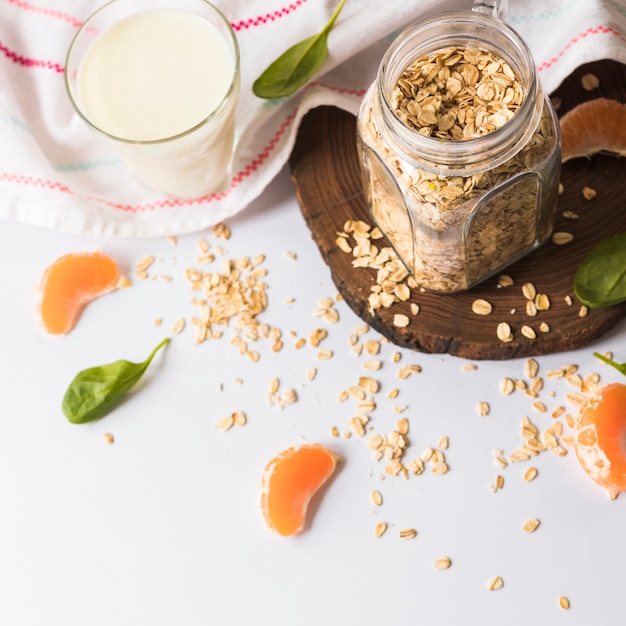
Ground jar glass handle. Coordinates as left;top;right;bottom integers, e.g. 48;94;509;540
471;0;508;20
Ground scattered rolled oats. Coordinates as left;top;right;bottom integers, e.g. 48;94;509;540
581;72;600;90
375;522;388;538
528;376;544;396
552;231;574;245
522;518;540;533
509;449;532;462
171;317;185;335
211;222;231;240
349;416;367;437
215;415;234;432
103;432;114;445
364;340;381;355
524;358;539;379
393;313;410;328
522;282;537;300
433;557;452;570
496;322;513;343
363;360;383;371
357;399;377;413
399;528;418;540
559;596;571;610
487;576;504;591
309;328;328;348
349;386;366;401
135;255;155;277
582;186;597;201
500;377;515;395
279;388;298;406
335;235;352;254
477;401;490;417
432;462;449;475
186;252;269;351
232;411;247;427
397;417;410;435
359;376;380;394
421;447;434;463
523;467;538;482
397;364;422;379
371;490;383;506
472;299;493;315
494;454;508;469
313;298;340;324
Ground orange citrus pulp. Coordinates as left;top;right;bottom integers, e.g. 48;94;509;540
560;97;626;162
36;252;120;335
260;443;339;536
574;383;626;493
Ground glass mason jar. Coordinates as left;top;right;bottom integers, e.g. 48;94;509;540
356;0;561;293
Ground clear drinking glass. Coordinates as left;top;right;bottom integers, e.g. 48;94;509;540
356;0;561;293
65;0;240;198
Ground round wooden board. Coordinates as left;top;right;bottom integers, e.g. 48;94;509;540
289;60;626;360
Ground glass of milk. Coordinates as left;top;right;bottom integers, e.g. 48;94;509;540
65;0;240;198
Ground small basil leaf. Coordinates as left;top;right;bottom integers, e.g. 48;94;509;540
593;351;626;376
252;0;346;99
574;232;626;308
62;337;170;424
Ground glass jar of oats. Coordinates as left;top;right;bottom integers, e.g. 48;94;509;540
356;1;561;293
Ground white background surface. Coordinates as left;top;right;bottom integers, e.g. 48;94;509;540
0;165;625;625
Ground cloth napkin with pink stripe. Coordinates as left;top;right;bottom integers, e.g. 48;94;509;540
2;0;626;238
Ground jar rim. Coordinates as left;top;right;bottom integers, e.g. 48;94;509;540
375;10;543;175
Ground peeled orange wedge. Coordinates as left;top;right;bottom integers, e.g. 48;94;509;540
560;97;626;162
36;252;121;335
574;383;626;493
260;443;339;537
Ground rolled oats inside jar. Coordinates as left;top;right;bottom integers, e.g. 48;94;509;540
356;10;561;293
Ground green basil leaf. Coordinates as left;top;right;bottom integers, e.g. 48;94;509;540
573;232;626;308
62;337;170;424
594;351;626;376
252;0;346;99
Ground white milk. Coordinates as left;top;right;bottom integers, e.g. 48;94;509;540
73;7;239;197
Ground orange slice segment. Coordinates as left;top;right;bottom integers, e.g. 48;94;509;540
260;443;339;536
560;97;626;162
36;252;120;335
574;383;626;493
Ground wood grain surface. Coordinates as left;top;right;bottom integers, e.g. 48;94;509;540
289;60;626;360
